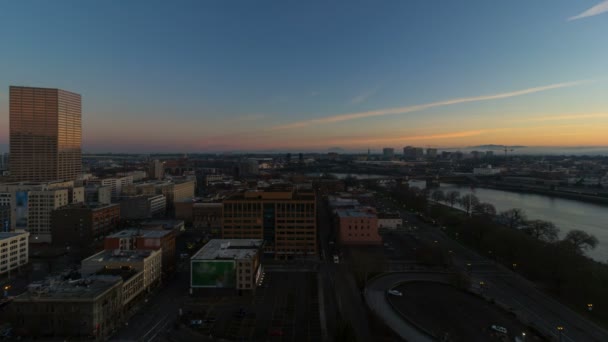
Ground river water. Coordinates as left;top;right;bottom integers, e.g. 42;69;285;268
321;173;608;262
413;181;608;262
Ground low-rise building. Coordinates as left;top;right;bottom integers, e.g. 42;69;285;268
190;239;263;292
0;231;29;275
473;165;502;176
335;208;381;245
104;228;176;276
193;203;223;237
5;275;124;339
377;212;402;229
81;249;162;290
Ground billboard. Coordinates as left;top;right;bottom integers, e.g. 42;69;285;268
191;260;236;288
15;191;28;229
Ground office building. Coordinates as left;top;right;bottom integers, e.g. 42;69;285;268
382;148;395;160
9;86;81;182
0;153;8;171
104;228;176;275
6;276;124;339
223;185;316;259
426;148;438;159
403;146;424;160
335;208;381;245
0;231;29;275
190;239;263;292
88;176;134;200
51;203;120;248
81;249;162;290
148;160;164;180
0;206;10;232
119;194;166;219
122;179;195;212
84;184;112;205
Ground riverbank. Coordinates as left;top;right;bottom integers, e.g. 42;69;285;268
474;182;608;206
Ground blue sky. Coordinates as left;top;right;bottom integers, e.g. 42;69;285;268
1;0;607;152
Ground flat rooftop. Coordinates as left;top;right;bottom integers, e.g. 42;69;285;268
84;249;155;263
107;228;172;239
15;275;122;301
0;231;28;240
336;209;376;218
192;239;263;261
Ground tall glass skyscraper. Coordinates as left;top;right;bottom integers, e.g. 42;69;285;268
9;86;82;182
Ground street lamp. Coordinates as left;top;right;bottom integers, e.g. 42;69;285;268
512;263;518;270
521;332;526;341
557;326;564;342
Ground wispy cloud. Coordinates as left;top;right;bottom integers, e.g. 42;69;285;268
331;130;489;145
516;113;608;122
272;80;588;130
350;87;379;105
568;1;608;21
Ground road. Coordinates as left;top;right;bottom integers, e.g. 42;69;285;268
386;194;608;342
317;197;372;342
111;266;190;341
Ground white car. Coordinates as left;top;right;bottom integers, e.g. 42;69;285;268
491;325;508;334
387;289;403;296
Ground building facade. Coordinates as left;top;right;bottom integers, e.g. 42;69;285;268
190;239;263;292
51;203;120;247
81;249;162;290
336;208;381;245
119;194;166;219
0;231;29;275
223;186;316;259
104;228;176;276
9;86;81;182
6;276;123;339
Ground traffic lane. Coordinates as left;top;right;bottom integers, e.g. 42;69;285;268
391;281;535;342
332;264;372;342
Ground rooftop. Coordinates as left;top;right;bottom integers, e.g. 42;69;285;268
107;228;172;239
336;209;376;218
192;239;263;261
84;249;156;264
0;231;29;240
15;275;122;301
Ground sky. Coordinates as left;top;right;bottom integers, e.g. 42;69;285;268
1;0;608;153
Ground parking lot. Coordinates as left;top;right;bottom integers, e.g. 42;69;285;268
182;271;322;341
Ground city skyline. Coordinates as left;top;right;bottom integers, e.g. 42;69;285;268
1;1;608;153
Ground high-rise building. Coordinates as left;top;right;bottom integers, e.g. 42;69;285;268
426;148;438;159
148;160;164;180
382;148;395;160
222;185;316;259
9;86;82;182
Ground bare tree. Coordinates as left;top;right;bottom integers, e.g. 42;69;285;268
431;189;445;203
561;230;599;254
446;191;460;207
523;220;560;242
460;194;480;215
499;208;527;229
473;202;496;216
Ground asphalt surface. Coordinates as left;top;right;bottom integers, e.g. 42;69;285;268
376;191;608;342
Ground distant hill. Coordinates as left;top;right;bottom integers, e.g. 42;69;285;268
469;144;527;150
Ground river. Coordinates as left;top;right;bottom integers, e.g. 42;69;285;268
414;181;608;262
319;173;608;262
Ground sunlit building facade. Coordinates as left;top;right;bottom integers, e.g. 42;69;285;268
9;86;82;182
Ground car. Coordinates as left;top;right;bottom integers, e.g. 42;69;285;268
190;319;203;326
491;325;508;334
388;289;403;296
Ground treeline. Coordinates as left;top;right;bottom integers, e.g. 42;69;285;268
386;184;608;327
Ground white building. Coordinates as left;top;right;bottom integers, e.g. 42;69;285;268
89;176;134;200
473;165;502;176
0;231;29;275
378;213;403;229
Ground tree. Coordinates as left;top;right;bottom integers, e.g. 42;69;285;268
446;191;460;207
473;202;496;216
522;220;560;242
499;208;527;229
459;194;480;215
431;189;445;203
561;230;598;254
